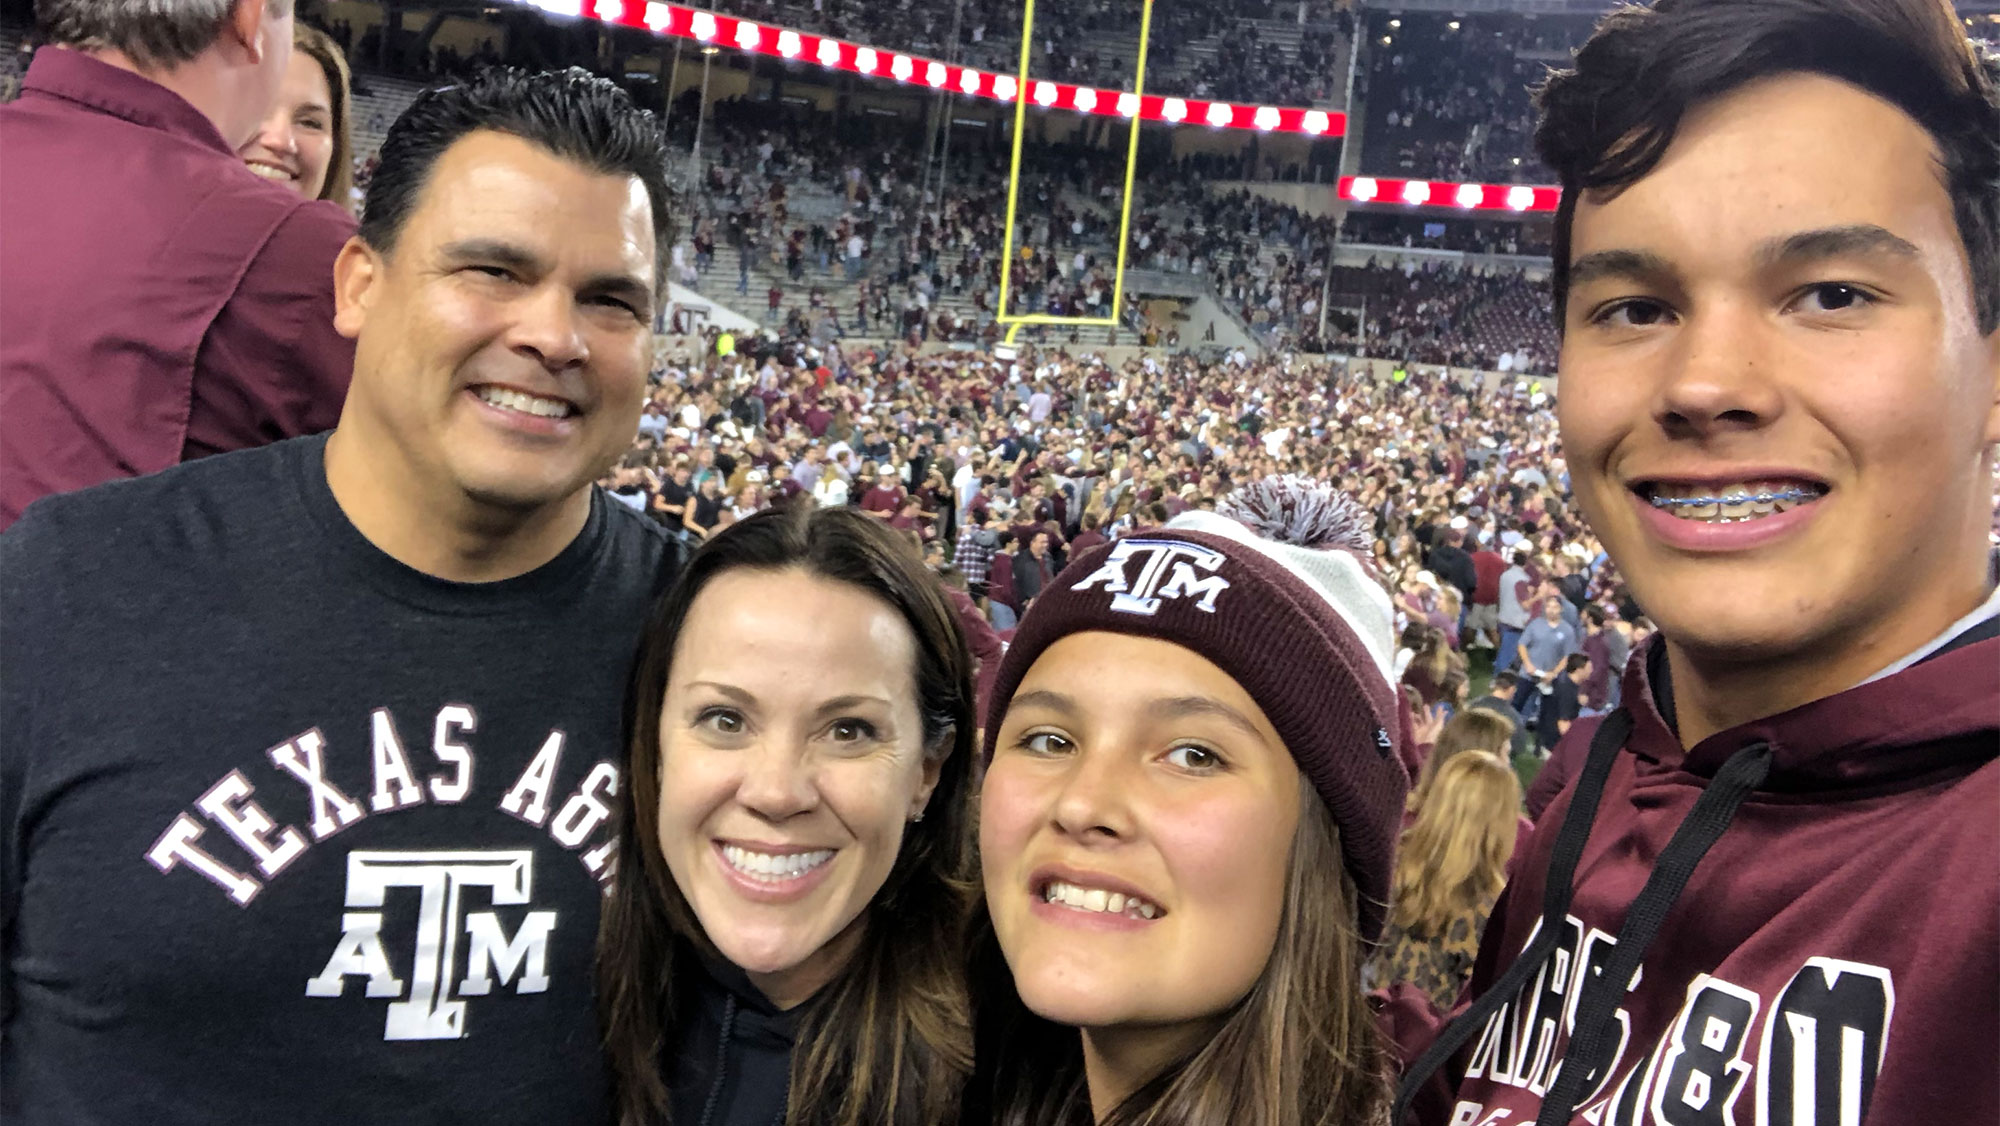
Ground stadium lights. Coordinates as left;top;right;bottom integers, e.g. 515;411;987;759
1388;18;1401;28
551;2;1352;137
1447;20;1460;30
1338;175;1560;213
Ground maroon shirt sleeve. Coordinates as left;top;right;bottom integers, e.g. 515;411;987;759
183;201;356;458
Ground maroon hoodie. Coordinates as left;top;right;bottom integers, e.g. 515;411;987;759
1408;621;1998;1125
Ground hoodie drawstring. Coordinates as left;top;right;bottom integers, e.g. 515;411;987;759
1393;708;1635;1122
1389;708;1776;1124
697;994;739;1126
1532;738;1772;1123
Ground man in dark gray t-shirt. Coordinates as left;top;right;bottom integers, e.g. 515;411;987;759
3;70;679;1126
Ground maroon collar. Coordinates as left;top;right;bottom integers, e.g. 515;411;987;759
19;47;234;157
1620;629;1999;788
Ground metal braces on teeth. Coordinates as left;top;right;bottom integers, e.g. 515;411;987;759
1648;489;1821;509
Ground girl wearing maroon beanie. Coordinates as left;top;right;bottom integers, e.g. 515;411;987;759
963;479;1410;1126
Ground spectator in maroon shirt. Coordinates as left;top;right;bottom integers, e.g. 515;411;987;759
859;470;906;518
938;565;1005;726
0;2;358;529
986;530;1020;629
1067;511;1108;557
888;495;932;542
966;477;998;525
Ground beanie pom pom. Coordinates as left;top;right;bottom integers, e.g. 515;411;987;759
1218;476;1375;556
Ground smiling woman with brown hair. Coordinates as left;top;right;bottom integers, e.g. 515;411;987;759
238;24;352;205
598;503;977;1126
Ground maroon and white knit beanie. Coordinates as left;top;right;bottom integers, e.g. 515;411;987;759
982;477;1408;943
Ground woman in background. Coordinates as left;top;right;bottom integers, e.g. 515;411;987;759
1397;621;1453;709
1405;706;1517;816
238;24;353;208
1366;751;1522;1009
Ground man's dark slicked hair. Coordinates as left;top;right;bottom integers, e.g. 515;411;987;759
360;66;673;296
1535;0;2000;335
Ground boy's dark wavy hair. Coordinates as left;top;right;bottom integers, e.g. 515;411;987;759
1535;0;2000;334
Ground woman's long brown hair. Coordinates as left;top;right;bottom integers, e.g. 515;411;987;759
293;24;353;207
1390;751;1520;941
966;783;1391;1126
1406;706;1516;813
598;504;977;1126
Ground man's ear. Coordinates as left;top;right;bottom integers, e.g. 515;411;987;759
227;0;274;63
332;237;380;341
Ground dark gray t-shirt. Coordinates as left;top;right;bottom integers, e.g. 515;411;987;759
1;434;674;1125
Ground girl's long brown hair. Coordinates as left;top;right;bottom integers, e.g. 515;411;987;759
598;505;977;1126
966;783;1391;1126
1389;751;1521;941
293;24;353;207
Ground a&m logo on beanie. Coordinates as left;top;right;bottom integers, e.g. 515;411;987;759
1071;539;1231;616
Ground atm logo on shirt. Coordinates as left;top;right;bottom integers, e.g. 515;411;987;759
140;704;626;1040
305;850;555;1041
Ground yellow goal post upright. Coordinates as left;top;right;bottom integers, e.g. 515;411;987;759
995;0;1155;345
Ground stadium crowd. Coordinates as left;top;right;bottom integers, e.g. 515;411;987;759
1358;11;1593;184
606;328;1606;730
710;0;1354;95
662;101;1559;368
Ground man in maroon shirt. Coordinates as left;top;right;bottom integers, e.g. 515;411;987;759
1067;511;1107;557
1467;536;1506;649
858;468;905;519
1397;2;2000;1123
0;0;357;529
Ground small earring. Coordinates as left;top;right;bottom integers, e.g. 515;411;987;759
911;811;926;823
